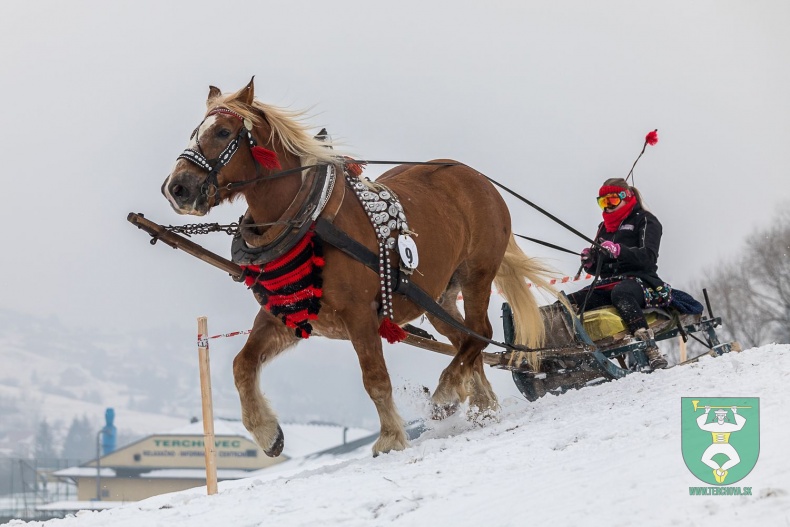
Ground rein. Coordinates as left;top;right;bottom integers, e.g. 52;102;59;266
481;176;598;248
351;162;605;254
220;159;464;193
176;106;596;251
514;234;580;256
350;161;602;251
174;151;598;254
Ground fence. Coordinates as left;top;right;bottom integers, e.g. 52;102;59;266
0;457;80;523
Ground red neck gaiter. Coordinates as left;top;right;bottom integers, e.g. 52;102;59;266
602;198;636;232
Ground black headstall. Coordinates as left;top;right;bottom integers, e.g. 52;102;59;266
177;108;259;204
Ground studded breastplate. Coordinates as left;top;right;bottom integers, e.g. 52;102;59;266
346;171;413;333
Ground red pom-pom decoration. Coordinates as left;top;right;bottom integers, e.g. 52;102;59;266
378;317;407;344
626;129;658;184
251;146;281;170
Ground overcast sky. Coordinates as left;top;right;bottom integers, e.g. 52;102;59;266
1;1;788;425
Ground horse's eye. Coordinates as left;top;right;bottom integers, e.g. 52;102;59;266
217;129;231;139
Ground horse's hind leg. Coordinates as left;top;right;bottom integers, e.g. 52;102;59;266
423;281;467;417
429;270;499;418
465;352;498;420
346;313;407;456
233;309;299;457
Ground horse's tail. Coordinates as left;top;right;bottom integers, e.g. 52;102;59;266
494;234;556;369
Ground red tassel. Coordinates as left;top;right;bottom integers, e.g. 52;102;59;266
252;146;281;170
645;129;659;146
379;317;407;344
347;163;363;177
343;157;365;177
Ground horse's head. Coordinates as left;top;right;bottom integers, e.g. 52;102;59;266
162;78;281;216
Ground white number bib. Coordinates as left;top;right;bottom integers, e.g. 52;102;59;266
398;234;419;269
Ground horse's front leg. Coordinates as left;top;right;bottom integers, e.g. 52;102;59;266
233;308;298;457
346;314;407;456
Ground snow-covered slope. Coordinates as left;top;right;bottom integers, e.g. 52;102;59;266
13;345;789;527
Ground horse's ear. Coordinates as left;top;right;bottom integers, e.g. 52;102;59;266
206;85;222;106
315;128;333;150
229;76;255;106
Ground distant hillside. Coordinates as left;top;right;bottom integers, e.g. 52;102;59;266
0;309;205;456
0;307;384;458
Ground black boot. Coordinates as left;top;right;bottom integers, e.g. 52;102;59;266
634;328;667;370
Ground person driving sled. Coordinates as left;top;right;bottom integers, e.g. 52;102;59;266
567;177;669;370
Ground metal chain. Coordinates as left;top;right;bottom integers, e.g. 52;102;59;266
164;222;239;237
164;219;299;237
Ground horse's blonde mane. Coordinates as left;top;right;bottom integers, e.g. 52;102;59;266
212;96;342;165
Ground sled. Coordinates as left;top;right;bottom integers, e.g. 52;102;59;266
501;293;740;402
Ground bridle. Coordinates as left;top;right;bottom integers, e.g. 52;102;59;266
177;107;263;205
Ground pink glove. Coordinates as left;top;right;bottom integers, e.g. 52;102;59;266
600;241;620;258
580;248;595;269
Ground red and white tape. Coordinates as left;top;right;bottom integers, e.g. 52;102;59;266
530;273;593;288
207;329;252;340
458;272;593;300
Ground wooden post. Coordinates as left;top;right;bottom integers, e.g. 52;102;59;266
198;316;218;495
679;335;687;363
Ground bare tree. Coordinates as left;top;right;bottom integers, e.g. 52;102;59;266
743;217;790;343
690;205;790;348
693;259;771;348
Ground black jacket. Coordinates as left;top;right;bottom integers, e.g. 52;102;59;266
590;204;665;289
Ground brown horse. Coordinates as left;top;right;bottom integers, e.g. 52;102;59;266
162;78;554;456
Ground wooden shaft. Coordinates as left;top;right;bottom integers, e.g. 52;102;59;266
401;334;501;366
198;316;218;495
127;213;243;279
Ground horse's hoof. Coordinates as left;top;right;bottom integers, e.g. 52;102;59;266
263;425;284;457
431;401;460;420
466;405;499;425
372;433;408;457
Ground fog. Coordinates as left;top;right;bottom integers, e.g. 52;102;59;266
1;1;788;426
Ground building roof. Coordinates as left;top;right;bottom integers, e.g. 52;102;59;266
36;501;125;512
54;467;116;478
164;420;373;458
53;419;374;483
52;467;252;480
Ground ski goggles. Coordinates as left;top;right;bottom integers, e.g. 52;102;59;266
597;191;629;209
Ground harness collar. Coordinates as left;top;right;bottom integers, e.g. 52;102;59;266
230;163;341;265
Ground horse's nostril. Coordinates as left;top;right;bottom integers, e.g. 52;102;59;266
172;184;187;198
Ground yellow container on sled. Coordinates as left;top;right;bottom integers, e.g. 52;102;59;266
582;307;660;342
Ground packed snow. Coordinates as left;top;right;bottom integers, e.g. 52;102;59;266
12;345;789;527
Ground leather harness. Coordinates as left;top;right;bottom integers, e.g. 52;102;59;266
228;161;523;352
175;110;527;352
